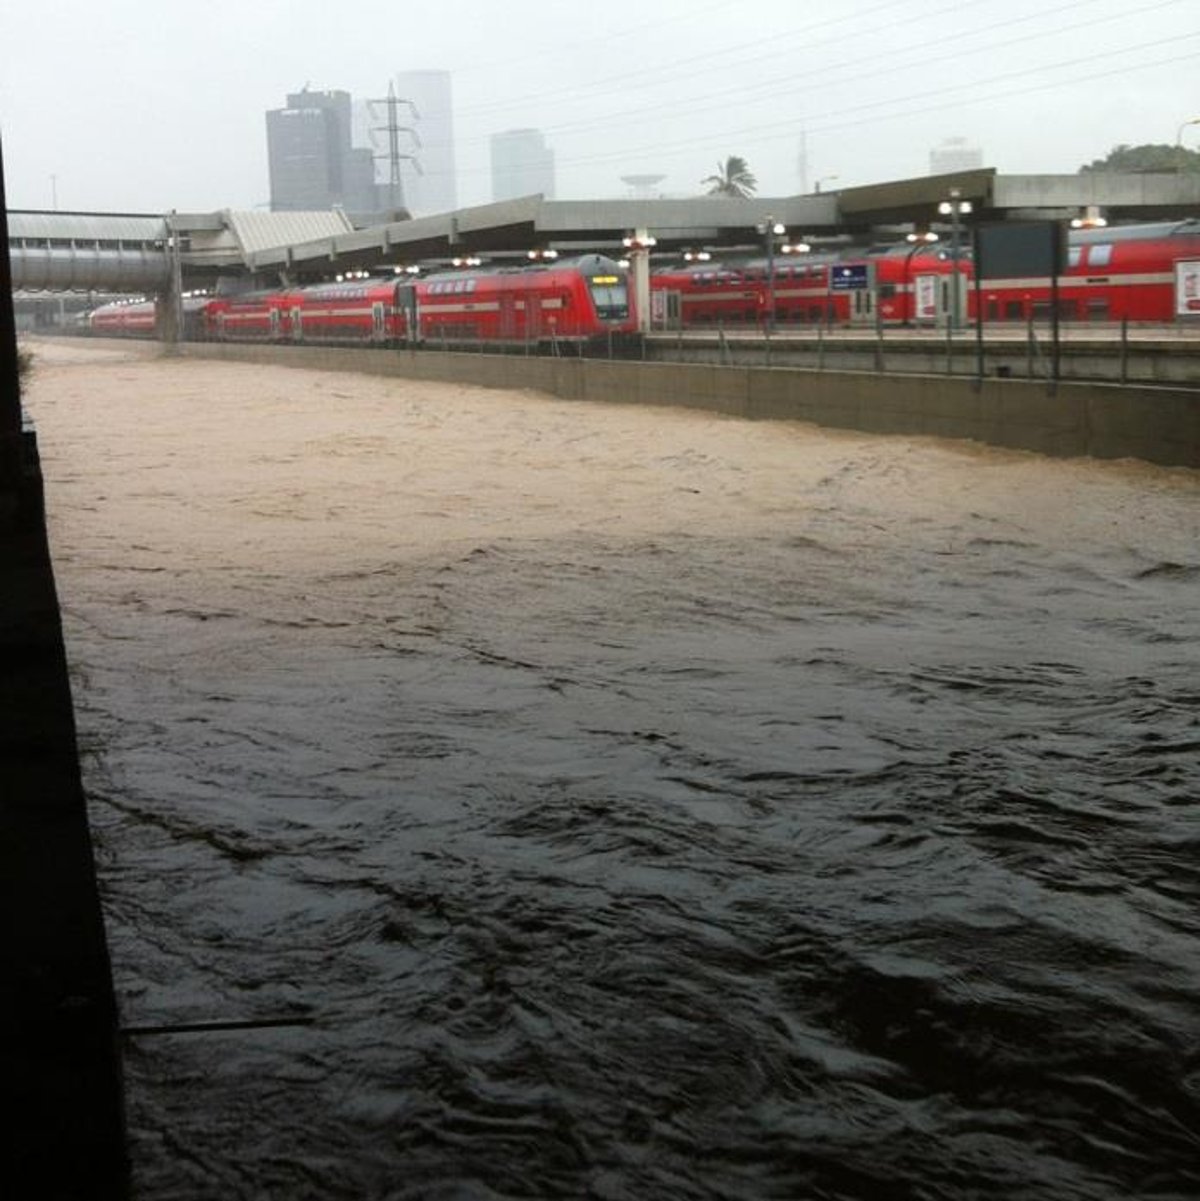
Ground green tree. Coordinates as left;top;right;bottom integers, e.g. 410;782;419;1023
1079;143;1200;174
702;155;758;198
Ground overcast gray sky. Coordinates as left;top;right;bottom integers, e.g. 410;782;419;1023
1;0;1197;213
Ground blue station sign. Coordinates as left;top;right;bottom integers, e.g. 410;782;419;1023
830;264;869;290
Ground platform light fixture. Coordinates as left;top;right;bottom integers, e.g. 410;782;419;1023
451;255;482;268
780;239;811;255
622;233;657;251
758;216;787;331
904;231;941;325
683;249;712;262
937;189;972;331
1176;116;1200;170
1070;206;1108;229
527;248;559;262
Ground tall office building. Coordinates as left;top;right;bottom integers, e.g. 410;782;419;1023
266;87;377;214
929;137;983;175
491;129;555;202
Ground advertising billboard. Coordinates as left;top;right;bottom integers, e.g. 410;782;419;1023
1175;260;1200;315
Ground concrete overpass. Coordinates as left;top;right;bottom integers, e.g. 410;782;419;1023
7;208;356;293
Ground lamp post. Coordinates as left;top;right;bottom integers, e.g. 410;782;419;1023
1176;117;1200;172
903;231;939;326
815;174;838;194
759;216;786;332
938;188;972;330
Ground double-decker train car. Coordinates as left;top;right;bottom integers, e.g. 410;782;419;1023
973;219;1200;323
205;279;408;345
649;247;970;329
651;252;851;327
88;299;158;337
415;254;635;345
87;296;211;338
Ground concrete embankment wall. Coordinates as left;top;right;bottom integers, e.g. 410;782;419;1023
181;343;1200;469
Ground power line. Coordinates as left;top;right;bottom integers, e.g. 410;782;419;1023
447;0;919;123
434;36;1200;182
444;0;1177;155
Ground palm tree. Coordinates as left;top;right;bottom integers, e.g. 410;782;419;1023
702;155;757;198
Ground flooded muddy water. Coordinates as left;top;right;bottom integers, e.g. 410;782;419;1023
24;340;1200;1199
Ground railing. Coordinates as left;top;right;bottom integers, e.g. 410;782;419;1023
641;319;1200;388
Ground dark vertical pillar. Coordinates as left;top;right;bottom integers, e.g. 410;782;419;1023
1;136;22;474
0;132;131;1199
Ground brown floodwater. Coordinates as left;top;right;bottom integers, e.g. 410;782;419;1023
24;338;1200;1199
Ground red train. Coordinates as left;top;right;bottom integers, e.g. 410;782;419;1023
87;222;1200;343
650;220;1200;329
88;254;637;347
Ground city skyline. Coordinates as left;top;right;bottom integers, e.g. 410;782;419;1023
2;0;1197;213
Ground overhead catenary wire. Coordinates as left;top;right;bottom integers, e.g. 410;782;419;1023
421;20;1200;185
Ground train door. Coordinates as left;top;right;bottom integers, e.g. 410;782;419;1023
836;262;876;327
372;301;386;343
499;293;518;341
850;286;875;326
394;284;418;344
652;290;682;330
269;307;282;342
928;268;970;328
525;289;543;342
290;306;303;343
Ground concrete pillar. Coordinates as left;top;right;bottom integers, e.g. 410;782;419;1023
626;228;655;334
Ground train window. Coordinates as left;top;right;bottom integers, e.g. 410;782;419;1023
1068;247;1081;268
879;284;896;299
1006;301;1024;320
1088;244;1113;267
589;280;629;319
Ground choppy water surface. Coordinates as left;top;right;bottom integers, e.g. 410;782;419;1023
29;343;1200;1199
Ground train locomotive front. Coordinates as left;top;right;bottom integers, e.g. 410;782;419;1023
415;253;637;347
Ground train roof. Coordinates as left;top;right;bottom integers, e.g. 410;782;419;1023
653;251;843;277
421;253;625;284
1070;218;1200;243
